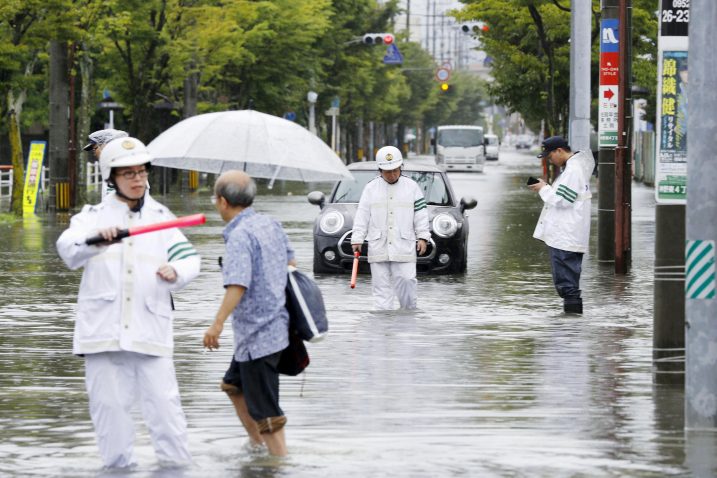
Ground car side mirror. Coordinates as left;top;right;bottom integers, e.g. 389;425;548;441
460;196;477;213
307;191;326;209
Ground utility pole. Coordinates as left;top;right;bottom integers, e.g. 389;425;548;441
614;0;632;274
48;40;69;213
568;0;591;152
432;1;437;59
597;1;618;265
653;0;689;385
406;0;410;40
685;0;717;430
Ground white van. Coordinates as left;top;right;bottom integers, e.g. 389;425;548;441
484;134;500;160
433;125;486;172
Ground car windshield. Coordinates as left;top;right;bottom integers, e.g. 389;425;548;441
437;129;484;147
486;136;499;145
332;170;451;206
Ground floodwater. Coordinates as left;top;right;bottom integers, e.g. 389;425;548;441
0;150;710;477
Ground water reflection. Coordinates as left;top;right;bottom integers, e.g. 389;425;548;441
0;153;695;476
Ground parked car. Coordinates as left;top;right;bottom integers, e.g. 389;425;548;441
484;133;500;160
308;162;477;275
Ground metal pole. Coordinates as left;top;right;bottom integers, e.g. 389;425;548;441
598;1;618;264
569;0;591;152
685;0;717;430
614;0;630;274
406;0;410;40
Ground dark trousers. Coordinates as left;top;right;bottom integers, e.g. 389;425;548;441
548;246;583;308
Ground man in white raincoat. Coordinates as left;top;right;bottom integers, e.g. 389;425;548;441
56;137;200;468
529;136;594;314
351;146;431;310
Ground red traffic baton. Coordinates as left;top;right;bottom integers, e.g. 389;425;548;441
350;250;360;289
85;213;206;245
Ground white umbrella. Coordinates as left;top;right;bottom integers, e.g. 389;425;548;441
147;110;351;186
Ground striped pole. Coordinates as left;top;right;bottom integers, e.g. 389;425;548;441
685;0;717;430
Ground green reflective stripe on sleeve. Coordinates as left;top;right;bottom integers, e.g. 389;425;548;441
168;241;190;255
414;198;426;211
168;246;196;261
414;203;427;211
556;190;576;203
557;184;577;200
174;252;199;261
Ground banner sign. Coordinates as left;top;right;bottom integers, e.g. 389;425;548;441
655;0;689;204
22;141;47;215
598;19;619;147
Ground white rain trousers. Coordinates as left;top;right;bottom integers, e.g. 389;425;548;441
370;261;417;310
85;351;191;468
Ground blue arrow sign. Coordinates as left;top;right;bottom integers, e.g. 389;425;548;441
383;44;404;65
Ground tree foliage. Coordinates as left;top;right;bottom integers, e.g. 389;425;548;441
454;0;659;134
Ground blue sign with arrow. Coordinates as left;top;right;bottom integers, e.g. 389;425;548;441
383;44;404;65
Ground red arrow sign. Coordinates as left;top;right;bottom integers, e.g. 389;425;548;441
603;88;615;101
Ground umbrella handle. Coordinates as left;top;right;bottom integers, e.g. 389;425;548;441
350;251;360;289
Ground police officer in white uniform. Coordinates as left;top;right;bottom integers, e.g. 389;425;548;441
56;137;200;468
351;146;431;310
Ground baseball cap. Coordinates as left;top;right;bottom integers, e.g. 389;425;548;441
82;128;129;151
537;136;569;158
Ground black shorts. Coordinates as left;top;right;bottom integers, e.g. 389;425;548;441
222;351;283;422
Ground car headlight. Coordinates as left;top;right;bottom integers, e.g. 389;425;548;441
432;213;458;238
319;210;345;234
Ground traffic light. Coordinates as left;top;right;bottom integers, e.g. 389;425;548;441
460;22;488;34
362;33;394;45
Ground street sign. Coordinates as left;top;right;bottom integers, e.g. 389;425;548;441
435;67;450;82
383;44;404;65
598;19;619;148
655;0;689;204
283;111;296;121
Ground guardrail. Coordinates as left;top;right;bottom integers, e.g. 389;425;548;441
0;163;100;199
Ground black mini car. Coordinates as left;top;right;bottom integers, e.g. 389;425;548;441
308;161;477;275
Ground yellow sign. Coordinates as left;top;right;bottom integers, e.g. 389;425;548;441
23;141;47;215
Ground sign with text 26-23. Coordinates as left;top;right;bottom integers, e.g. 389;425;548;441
655;0;689;204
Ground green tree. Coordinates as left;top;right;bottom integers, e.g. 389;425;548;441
0;0;71;215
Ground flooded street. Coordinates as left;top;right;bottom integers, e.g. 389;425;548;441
0;149;705;477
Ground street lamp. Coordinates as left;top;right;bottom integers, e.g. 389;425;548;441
98;91;123;129
307;91;318;135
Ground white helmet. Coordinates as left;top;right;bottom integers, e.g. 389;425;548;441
99;137;153;181
376;146;403;170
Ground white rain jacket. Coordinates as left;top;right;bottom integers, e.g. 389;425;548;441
56;194;200;357
533;150;594;253
351;175;431;263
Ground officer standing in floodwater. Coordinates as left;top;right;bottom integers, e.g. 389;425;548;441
529;136;594;314
56;137;200;468
351;146;431;310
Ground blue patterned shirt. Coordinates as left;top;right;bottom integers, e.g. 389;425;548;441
222;208;295;361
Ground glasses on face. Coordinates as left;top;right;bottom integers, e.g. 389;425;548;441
117;168;149;180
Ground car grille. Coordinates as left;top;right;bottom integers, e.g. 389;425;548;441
338;231;435;259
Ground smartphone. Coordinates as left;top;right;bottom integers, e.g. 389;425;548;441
526;176;540;185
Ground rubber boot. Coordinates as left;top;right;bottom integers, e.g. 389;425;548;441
564;302;583;314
